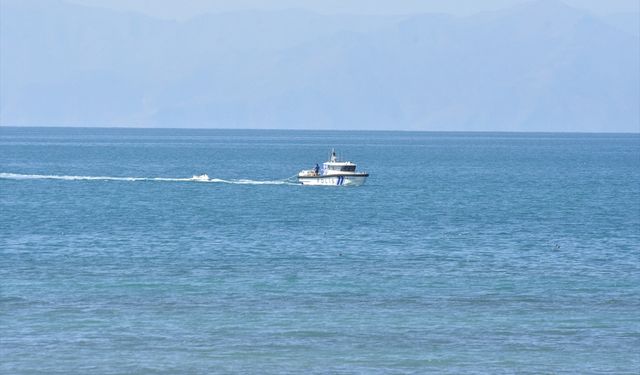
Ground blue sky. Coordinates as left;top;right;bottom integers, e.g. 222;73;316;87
1;0;638;131
68;0;639;18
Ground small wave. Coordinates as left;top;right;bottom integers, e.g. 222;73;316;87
0;173;299;186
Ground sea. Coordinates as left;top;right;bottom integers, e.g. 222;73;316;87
1;127;639;374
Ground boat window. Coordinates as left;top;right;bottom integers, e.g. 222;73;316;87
326;165;356;171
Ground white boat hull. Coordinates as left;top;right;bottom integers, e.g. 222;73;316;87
298;175;367;186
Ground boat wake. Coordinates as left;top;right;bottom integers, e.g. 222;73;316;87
0;173;299;186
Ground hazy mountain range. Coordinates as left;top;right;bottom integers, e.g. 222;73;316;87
1;0;638;131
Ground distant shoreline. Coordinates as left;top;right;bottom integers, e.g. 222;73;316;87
1;125;639;135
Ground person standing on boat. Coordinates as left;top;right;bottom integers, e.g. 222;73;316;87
314;163;320;175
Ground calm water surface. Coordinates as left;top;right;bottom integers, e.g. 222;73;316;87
1;127;639;374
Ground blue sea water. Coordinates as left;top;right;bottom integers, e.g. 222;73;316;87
1;127;639;374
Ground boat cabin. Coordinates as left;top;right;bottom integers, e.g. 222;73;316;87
323;162;357;172
321;149;358;175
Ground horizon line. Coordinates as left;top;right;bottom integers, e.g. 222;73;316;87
1;125;639;135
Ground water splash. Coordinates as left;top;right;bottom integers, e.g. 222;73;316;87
0;173;299;185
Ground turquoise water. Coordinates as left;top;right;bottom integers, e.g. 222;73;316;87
1;127;639;374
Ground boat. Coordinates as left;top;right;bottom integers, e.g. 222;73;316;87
298;149;369;186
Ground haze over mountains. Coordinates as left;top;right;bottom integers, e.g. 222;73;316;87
1;0;638;131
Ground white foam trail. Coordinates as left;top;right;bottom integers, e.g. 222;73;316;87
0;173;299;185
